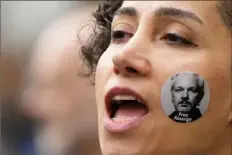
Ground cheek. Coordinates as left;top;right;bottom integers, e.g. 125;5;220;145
95;50;114;111
95;59;105;111
173;93;181;100
95;45;118;91
189;94;198;100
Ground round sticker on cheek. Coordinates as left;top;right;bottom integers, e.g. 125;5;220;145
161;71;210;123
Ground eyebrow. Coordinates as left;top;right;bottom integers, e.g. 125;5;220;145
114;7;137;17
114;6;204;24
155;7;203;24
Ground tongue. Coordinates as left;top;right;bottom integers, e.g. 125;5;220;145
114;103;148;119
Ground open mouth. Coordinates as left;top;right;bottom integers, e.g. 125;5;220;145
104;87;149;132
110;95;148;121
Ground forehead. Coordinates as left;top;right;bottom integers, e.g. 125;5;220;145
174;74;198;87
122;1;217;12
121;1;218;23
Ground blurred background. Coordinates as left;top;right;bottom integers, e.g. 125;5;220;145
1;1;101;155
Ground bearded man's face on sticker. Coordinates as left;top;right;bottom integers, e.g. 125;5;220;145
171;73;204;113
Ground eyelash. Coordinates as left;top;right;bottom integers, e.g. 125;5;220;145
111;30;133;43
160;33;198;47
111;30;198;47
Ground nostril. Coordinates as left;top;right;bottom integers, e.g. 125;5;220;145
113;67;120;74
125;67;138;73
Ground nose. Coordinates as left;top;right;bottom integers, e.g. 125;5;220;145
112;46;151;77
181;90;189;100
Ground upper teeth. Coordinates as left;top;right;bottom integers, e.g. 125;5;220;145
113;95;136;100
112;95;142;103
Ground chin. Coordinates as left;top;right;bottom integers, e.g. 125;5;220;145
98;121;152;155
100;139;146;155
177;107;191;112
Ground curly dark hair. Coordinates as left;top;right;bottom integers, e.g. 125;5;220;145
79;0;232;84
79;0;123;83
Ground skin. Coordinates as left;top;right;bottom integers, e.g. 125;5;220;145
171;73;202;112
95;1;231;155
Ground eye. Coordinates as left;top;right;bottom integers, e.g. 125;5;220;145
174;87;184;92
175;89;182;92
190;89;198;93
161;33;198;47
111;30;133;44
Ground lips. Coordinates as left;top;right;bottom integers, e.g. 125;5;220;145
178;101;191;106
104;87;149;132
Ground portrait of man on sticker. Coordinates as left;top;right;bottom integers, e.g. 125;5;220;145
169;72;205;123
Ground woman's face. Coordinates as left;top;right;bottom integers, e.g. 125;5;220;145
95;1;231;155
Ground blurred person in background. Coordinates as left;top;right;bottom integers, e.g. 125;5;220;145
1;52;34;155
21;3;101;155
1;1;101;155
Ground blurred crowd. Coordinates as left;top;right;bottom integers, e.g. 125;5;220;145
1;1;101;155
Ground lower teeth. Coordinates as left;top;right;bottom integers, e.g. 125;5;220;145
112;116;138;122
